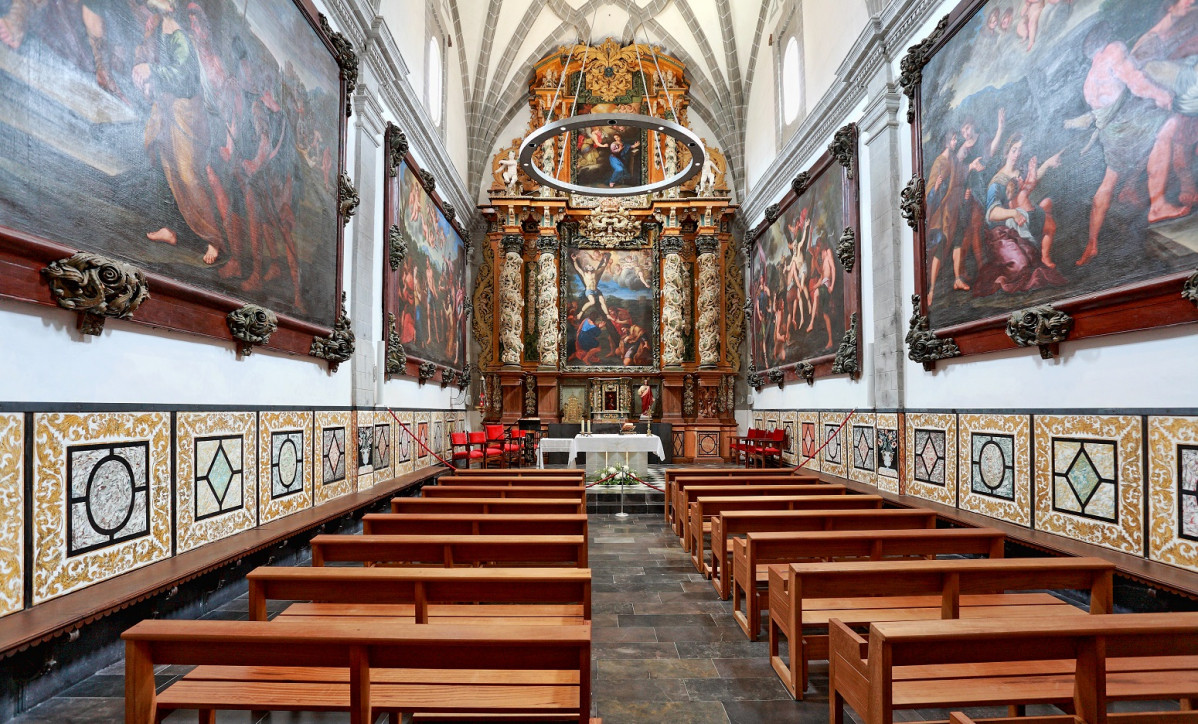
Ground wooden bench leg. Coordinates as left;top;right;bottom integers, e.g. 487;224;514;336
198;710;215;724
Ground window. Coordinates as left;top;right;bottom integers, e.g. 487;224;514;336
427;37;443;125
781;36;800;124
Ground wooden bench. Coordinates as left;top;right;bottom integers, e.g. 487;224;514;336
363;513;588;538
704;507;931;598
769;556;1114;699
391;497;584;515
124;619;592;724
676;483;846;552
450;468;585;481
731;527;1006;640
664;468;809;528
949;712;1198;724
435;474;586;487
422;485;586;500
829;613;1198;724
246;566;592;623
669;472;821;534
310;534;588;568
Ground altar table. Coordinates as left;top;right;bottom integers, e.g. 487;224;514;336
567;433;665;477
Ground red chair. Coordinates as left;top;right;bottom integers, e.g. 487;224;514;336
735;428;763;467
504;429;527;468
472;430;502;468
483;425;507;468
449;431;482;469
757;428;786;468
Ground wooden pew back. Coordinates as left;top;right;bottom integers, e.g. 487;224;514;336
422;485;586;500
362;513;588;538
309;534;588;568
677;484;846;551
390;497;584;515
435;475;585;487
664;468;810;526
451;468;585;481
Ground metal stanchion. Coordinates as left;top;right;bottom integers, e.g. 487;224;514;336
615;450;630;518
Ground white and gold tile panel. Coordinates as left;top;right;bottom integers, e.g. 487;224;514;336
903;412;957;507
958;414;1030;527
0;414;24;617
394;410;415;477
874;412;901;494
1033;415;1142;556
176;412;257;553
315;411;354;505
257;411;313;524
413;412;432;467
1148;416;1198;573
795;411;820;473
818;411;849;478
354;409;374;490
31;412;171;604
847;412;877;486
780;411;798;466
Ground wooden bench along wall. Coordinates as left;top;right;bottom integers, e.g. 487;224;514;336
435;475;586;487
422;485;586;500
676;484;847;551
704;507;933;598
309;534;588;568
246;566;593;623
949;712;1198;724
124;619;592;724
664;468;809;527
362;513;588;538
829;613;1198;724
731;527;1006;640
449;469;586;481
391;498;585;515
769;557;1114;699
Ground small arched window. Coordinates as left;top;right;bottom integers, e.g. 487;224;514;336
427;37;443;124
781;36;801;124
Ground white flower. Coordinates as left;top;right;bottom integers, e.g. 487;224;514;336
606;466;617;475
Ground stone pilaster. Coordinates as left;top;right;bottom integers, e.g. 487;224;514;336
659;235;686;369
536;234;560;369
695;235;721;369
498;234;525;368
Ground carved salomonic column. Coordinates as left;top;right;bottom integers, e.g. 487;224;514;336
695;235;721;368
659;235;686;369
498;234;525;367
536;233;560;369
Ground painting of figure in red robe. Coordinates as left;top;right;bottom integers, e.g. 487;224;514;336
0;0;341;326
918;0;1198;328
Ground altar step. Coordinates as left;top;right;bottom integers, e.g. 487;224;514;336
586;485;665;515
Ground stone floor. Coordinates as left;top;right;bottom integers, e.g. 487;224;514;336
8;513;1179;723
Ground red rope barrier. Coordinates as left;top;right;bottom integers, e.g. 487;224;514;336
792;408;856;473
384;407;455;470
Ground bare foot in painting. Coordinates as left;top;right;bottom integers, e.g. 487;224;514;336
1148;201;1190;224
0;18;19;49
1180;190;1198;206
218;258;241;279
1040;253;1056;269
203;244;219;264
240;273;263;293
146;227;177;245
1075;243;1098;266
953;277;970;291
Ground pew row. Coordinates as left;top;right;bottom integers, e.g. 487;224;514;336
731;527;1006;640
362;513;588;538
450;468;586;481
704;507;934;598
310;534;588;568
768;556;1114;699
829;613;1198;724
391;497;584;515
246;566;592;623
435;475;586;487
422;485;586;500
664;468;811;528
124;620;592;724
669;473;822;536
676;484;847;552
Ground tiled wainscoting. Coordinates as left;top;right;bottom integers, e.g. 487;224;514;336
750;409;1198;574
0;406;465;618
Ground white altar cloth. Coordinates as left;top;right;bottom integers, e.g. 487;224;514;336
567;433;665;473
536;438;574;469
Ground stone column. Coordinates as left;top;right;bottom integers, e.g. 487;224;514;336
498;234;525;368
536;233;560;369
349;85;384;408
695;235;721;368
659;235;686;369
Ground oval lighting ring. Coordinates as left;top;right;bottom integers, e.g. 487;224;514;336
518;113;706;197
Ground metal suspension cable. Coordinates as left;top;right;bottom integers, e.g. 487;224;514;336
630;23;668;182
553;7;599;182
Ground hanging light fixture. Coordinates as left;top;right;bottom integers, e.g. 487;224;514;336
518;17;706;198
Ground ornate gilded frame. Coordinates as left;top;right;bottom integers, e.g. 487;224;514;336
0;0;352;364
903;3;1198;366
745;124;862;384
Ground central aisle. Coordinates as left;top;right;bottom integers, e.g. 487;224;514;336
588;515;824;723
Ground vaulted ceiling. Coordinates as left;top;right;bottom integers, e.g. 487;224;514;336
441;0;775;199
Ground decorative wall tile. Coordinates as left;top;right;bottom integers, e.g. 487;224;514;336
258;412;313;524
372;421;392;473
415;412;431;463
958;414;1030;527
697;430;720;457
796;411;820;473
904;413;957;506
819;411;848;478
763;412;779;433
848;412;876;486
1034;415;1141;556
752;413;764;430
394;411;414;476
432;412;445;458
1148;416;1198;573
0;414;24;617
315;411;353;505
32;413;171;604
176;412;256;554
875;412;900;493
781;411;797;466
672;430;685;458
355;410;374;490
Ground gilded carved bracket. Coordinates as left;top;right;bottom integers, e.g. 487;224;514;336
659;236;684;256
338;173;359;226
746;364;763;393
905;294;960;369
227;304;278;356
1006;304;1073;359
795;361;815;385
900;175;924;231
418;361;437;383
385;312;407;375
419;169;436;193
768;368;785;389
319;14;358;117
898;14;949;123
763;203;780;225
388;224;407;271
309;291;355;371
41;252;150;336
831;313;860;378
837;227;856;273
791;171;811;197
1184;269;1198;307
828;123;857;180
385;123;408;176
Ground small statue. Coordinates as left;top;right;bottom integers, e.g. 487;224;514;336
638;379;654;420
498;150;519;195
698;153;717;195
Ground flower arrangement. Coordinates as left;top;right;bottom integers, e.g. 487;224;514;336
592;463;637;486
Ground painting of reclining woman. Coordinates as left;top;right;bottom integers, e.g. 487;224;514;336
0;0;342;326
389;160;467;371
918;0;1198;330
749;163;848;372
563;247;657;369
572;113;645;189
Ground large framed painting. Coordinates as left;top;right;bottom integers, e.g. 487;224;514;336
0;0;351;355
561;245;659;371
747;129;862;381
382;126;468;378
907;0;1198;362
570;108;648;190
